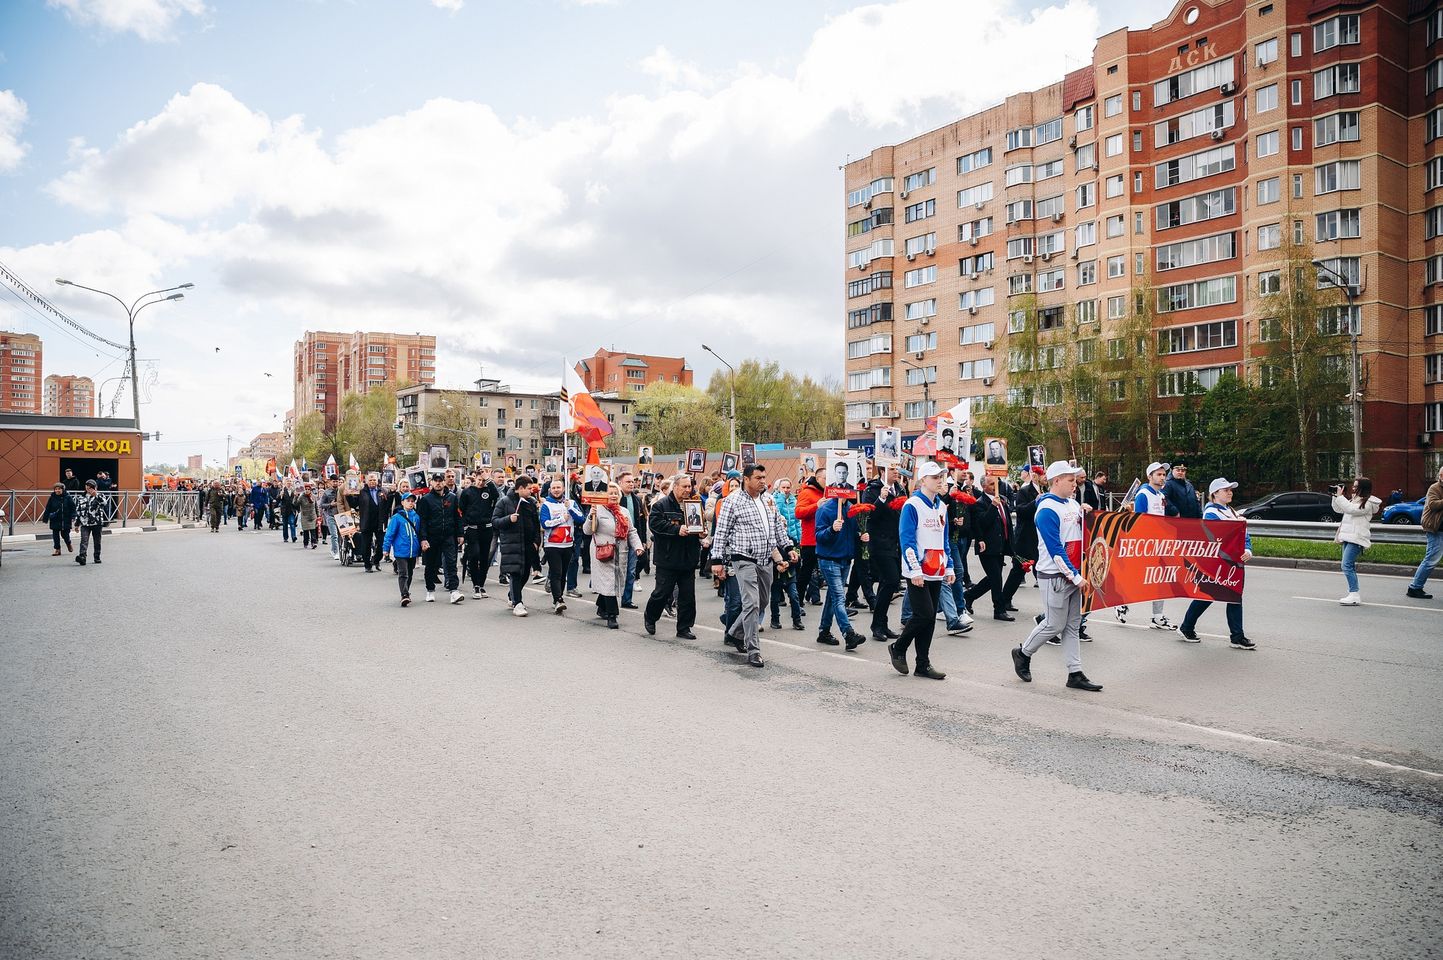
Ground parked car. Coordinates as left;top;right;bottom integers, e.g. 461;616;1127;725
1382;497;1426;525
1235;490;1340;522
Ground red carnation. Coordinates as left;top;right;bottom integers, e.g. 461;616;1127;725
950;491;977;505
847;503;876;517
886;496;908;512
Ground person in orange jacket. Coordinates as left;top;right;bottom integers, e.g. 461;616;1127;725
795;465;826;605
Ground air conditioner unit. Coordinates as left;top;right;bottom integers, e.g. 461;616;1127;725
919;317;930;325
970;236;979;246
983;377;995;387
864;199;873;209
969;306;979;316
975;201;986;210
1023;254;1034;264
1041;252;1052;262
1052;212;1063;223
907;252;918;261
1070;250;1079;260
1420;432;1434;447
899;190;909;199
914;351;925;360
1068;135;1077;148
856;262;868;271
1210;128;1225;141
1220;81;1237;95
862;421;870;430
969;272;980;281
925;246;936;256
983;340;994;350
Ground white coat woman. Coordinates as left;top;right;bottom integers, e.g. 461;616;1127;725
584;483;645;629
1333;476;1381;606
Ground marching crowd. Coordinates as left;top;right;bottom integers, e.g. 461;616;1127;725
40;456;1443;689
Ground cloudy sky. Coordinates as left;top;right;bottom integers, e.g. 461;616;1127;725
0;0;1159;465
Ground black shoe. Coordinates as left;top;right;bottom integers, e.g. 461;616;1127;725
1078;627;1092;642
76;557;86;566
1179;626;1200;643
1011;645;1032;682
1229;635;1257;651
724;635;744;651
887;642;908;675
1067;671;1103;692
1006;605;1019;612
644;620;656;636
844;630;866;651
914;664;946;680
748;652;764;668
1045;637;1062;646
93;558;101;564
816;632;839;646
1407;587;1433;600
994;612;1016;622
1034;614;1044;625
498;574;510;584
676;630;697;640
769;619;782;630
621;602;638;610
607;617;619;629
792;619;805;631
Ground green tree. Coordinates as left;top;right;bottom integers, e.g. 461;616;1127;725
633;382;730;454
704;359;843;446
400;389;492;467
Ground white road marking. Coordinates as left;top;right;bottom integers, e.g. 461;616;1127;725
1292;595;1437;613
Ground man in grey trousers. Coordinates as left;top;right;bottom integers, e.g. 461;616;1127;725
710;462;797;669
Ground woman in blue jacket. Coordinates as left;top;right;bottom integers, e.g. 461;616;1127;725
382;492;423;606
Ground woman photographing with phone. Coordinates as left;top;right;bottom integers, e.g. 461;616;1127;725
1333;476;1382;606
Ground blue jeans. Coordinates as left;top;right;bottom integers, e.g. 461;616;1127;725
1341;542;1363;592
1181;599;1244;638
1411;530;1442;590
621;550;637;605
949;539;969;608
719;572;741;630
771;574;803;623
818;558;853;636
283;514;298;541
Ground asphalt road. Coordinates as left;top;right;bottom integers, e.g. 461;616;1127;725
2;528;1440;960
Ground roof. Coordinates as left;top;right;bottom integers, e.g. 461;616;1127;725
1062;66;1095;113
619;357;649;368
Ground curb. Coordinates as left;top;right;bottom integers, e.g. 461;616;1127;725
7;523;201;542
1250;555;1417;578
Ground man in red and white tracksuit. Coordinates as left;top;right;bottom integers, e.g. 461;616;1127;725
1011;461;1103;692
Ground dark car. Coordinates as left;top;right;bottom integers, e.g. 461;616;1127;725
1382;497;1426;525
1236;491;1340;522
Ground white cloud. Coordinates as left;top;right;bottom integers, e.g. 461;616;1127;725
46;0;206;41
24;0;1104;458
0;90;29;172
430;0;464;10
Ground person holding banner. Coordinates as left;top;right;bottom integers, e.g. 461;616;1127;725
889;462;954;681
1178;479;1255;649
1010;462;1102;692
1134;463;1178;630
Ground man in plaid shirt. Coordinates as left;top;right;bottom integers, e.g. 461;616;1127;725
74;479;108;566
710;463;797;668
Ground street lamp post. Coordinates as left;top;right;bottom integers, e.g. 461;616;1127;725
701;344;737;452
898;357;931;427
54;279;192;433
1311;260;1363;473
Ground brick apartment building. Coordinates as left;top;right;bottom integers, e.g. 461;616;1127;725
844;0;1443;492
0;331;42;414
293;331;437;429
574;348;693;396
42;375;96;417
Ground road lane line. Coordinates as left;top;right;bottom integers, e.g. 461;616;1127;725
1292;595;1437;612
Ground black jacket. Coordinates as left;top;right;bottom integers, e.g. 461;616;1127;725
1163;476;1201;519
62;475;82;492
459;482;500;527
416;489;461;542
648;493;700;570
1077;479;1104;512
495;492;541;575
860;479;902;557
969;491;1012;557
618;491;649;543
353;486;391;531
1012;482;1044;562
43;492;75;530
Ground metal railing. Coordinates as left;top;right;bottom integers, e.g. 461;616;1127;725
1243;518;1427;545
3;489;204;536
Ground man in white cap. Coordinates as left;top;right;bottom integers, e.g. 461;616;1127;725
1010;461;1102;692
889;460;954;680
1178;478;1256;649
1132;461;1176;630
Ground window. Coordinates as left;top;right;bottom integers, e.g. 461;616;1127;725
1106;214;1125;238
957;147;993;175
1038;268;1065;292
1006;164;1034;187
848;177;895;208
1155;186;1236;230
1035;118;1063;145
1292;126;1304;151
1077;299;1098;325
1075;221;1097;246
1430;107;1443;143
1104;94;1122;117
1318;305;1360;336
1258;270;1281;295
1159;365;1237;396
1256;131;1279;158
1006;127;1034;151
848;206;894;236
1429;402;1443;433
1008;273;1033;295
958;217;993;241
1256;38;1278;66
1035;159;1064;181
1075;143;1096;171
1036;230;1065;255
1157;276;1238;313
848;272;892;297
1289;30;1300;56
1314;63;1360;99
1315;256;1360;289
1313;14;1360;53
1075;105;1095;131
1257;177;1280;204
847;238;893;269
904;399;939;420
1107;255;1126;278
959;322;996;345
1430;255;1443;286
1256;84;1278;113
1430;7;1443;45
1158;320;1238;353
905;366;937;386
1315;160;1361;194
1105;175;1125;198
904;232;937;256
1153;56;1235;106
1427;206;1443;241
904;265;937;288
1133;90;1143;112
1316;209;1361;241
903;168;936;192
848;368;891;391
958;252;994;275
1076;182;1096;208
957;182;994;207
1429;157;1443;190
1107;295;1127;319
1427;305;1443;337
958;358;996;380
1291;79;1303;105
1036;194;1065;220
1293;174;1304;198
1008;309;1028;333
1156;232;1236;272
958;287;996;310
1154;144;1236;189
904;199;936;222
847;302;892;328
846;334;892;359
1133;130;1143;153
1077;260;1097;285
1105;133;1124;157
1257;223;1281;250
1314;112;1360;146
1134;172;1145;194
1005;199;1033;224
1108;379;1127;401
904;299;937;320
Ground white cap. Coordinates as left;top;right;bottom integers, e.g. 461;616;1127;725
1045;460;1085;481
1145;461;1166;476
1208;478;1239;496
917;461;945;479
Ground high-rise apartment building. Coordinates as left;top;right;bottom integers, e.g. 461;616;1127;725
293;331;437;429
844;0;1442;492
0;331;42;414
575;348;694;395
42;375;96;417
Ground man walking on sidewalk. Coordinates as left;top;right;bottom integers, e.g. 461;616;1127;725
74;480;107;566
644;473;702;640
710;463;797;668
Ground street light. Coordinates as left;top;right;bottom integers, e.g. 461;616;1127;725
1311;259;1363;473
701;343;737;452
54;279;192;432
898;357;931;434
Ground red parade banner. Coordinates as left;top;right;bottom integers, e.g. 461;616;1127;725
1081;511;1247;614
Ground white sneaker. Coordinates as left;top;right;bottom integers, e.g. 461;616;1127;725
959;610;975;628
450;591;464;604
425;591;435;603
513;602;528;617
554;598;567;614
1338;593;1361;606
1150;616;1175;630
473;589;482;600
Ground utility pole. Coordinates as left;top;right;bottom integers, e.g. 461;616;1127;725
702;344;737;452
1312;260;1363;473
